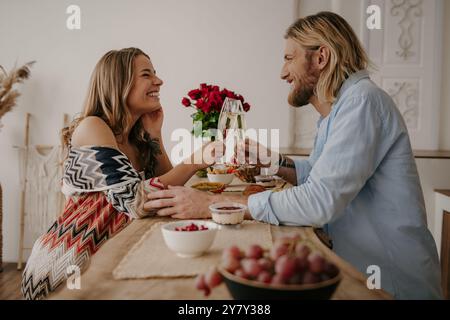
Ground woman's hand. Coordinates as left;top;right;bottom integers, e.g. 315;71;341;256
143;186;217;219
142;108;164;138
183;140;225;170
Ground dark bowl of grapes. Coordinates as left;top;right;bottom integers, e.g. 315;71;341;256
217;237;341;300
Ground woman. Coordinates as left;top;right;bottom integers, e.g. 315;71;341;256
21;47;219;300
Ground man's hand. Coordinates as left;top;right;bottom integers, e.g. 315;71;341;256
236;138;279;169
144;186;215;219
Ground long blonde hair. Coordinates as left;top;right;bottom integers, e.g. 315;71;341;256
61;47;160;177
285;11;371;104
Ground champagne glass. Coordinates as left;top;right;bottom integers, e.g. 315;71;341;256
217;98;246;165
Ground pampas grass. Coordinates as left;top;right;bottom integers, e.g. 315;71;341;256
0;61;35;121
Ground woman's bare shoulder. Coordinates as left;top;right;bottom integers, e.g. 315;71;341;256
71;116;118;148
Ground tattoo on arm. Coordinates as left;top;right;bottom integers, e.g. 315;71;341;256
280;155;296;169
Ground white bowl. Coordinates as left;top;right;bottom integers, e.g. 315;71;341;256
207;173;234;185
209;202;247;225
161;220;219;258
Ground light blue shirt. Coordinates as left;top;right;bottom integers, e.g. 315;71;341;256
248;70;442;299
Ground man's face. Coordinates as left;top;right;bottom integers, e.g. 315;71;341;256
280;38;321;107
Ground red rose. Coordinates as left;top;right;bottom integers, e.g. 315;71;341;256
188;89;202;100
203;101;213;113
183;83;251;115
182;97;191;107
226;90;237;99
196;99;205;111
236;94;244;103
196;99;211;113
208;91;222;110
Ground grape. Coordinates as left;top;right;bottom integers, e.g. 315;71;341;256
302;271;321;284
195;274;208;290
271;273;287;285
223;245;243;260
195;274;211;296
246;244;264;259
241;258;263;278
323;262;339;278
308;252;325;274
221;255;241;273
295;243;311;259
257;258;274;271
288;273;303;285
234;268;249;279
269;243;289;260
294;256;308;273
275;255;297;279
257;271;272;284
205;267;223;288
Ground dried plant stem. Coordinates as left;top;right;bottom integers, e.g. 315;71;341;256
0;61;35;121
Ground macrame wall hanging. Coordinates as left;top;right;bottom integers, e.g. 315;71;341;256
14;113;69;270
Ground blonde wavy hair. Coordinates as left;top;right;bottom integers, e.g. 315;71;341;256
285;11;371;104
61;47;160;177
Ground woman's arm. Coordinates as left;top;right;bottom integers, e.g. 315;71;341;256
157;163;200;187
71;116;165;219
141;109;173;175
151;134;173;176
157;140;223;187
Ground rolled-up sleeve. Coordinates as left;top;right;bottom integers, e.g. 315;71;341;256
248;95;391;226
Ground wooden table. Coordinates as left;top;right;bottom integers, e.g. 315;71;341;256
50;176;392;300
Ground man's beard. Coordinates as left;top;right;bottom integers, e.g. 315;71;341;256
288;62;320;108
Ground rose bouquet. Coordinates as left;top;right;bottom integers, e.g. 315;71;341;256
181;83;251;138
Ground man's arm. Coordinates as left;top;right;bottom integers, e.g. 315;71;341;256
276;154;298;185
247;95;390;226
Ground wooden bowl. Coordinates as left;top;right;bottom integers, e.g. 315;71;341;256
218;266;341;300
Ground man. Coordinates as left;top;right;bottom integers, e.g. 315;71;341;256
145;11;442;299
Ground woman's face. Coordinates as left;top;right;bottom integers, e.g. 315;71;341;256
127;55;164;115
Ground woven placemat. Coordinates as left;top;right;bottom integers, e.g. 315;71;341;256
112;220;272;280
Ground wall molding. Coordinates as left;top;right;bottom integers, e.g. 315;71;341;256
390;0;423;60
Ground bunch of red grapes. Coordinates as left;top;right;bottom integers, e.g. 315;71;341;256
175;223;209;232
195;234;339;296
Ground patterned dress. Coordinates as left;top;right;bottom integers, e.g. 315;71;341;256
21;145;164;300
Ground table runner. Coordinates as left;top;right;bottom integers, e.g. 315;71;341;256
113;220;272;280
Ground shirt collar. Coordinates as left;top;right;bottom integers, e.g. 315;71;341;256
316;70;369;126
336;69;370;101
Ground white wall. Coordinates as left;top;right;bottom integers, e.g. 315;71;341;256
0;0;295;262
